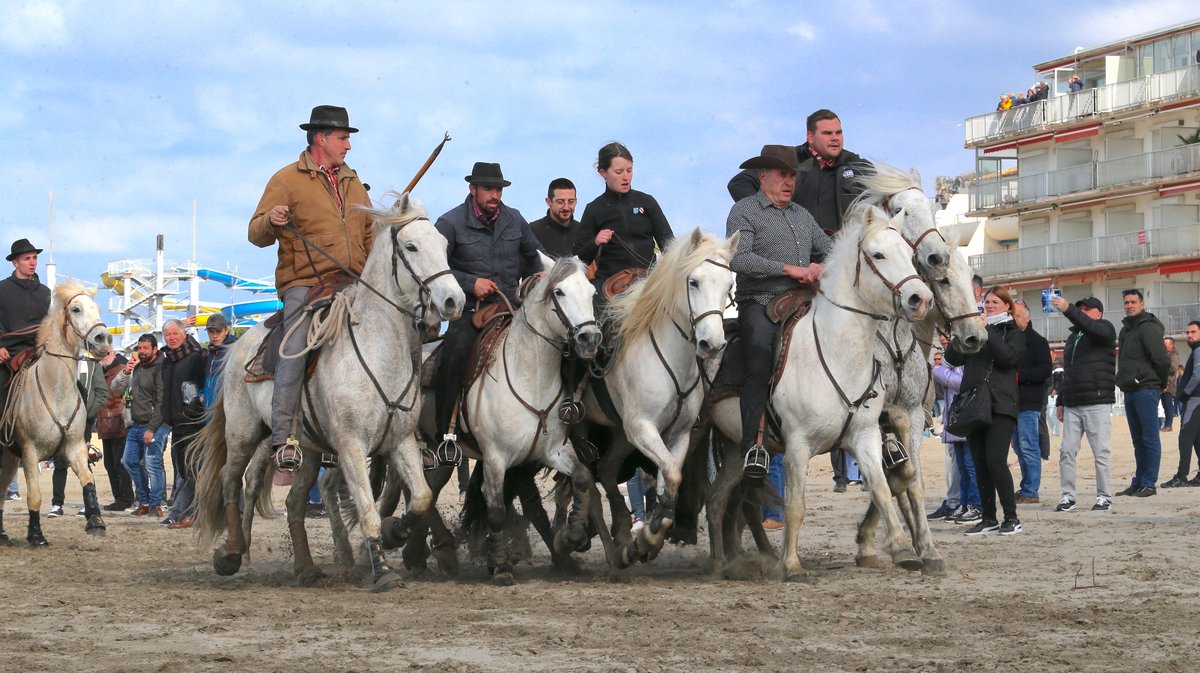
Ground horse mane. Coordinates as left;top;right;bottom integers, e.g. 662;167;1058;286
360;191;430;228
848;161;923;214
541;255;587;294
36;280;93;347
821;205;891;283
607;230;732;344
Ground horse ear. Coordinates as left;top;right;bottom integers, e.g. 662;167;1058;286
689;227;704;251
537;250;556;273
88;287;98;299
725;230;741;254
395;191;411;213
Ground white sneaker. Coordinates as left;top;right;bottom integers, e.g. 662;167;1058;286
631;517;645;533
1091;497;1112;511
1054;497;1077;512
47;505;64;518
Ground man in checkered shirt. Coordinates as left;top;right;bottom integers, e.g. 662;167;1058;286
726;145;832;481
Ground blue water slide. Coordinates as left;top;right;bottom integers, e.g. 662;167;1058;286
221;299;283;322
195;268;277;293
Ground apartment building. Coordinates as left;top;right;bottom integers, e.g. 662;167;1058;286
961;20;1200;344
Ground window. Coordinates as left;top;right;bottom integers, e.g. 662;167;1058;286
1171;34;1191;70
1058;215;1093;242
1106;206;1142;235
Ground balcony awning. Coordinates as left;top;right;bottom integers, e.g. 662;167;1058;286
1159;260;1200;275
1159;180;1200;197
983;142;1018;154
1019;132;1054;147
1055;124;1101;143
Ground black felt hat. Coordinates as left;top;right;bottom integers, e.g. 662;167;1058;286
464;162;511;187
7;238;42;261
299;105;359;133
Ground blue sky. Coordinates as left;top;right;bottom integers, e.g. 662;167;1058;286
1;0;1194;310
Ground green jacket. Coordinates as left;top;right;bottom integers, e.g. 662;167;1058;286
1116;311;1170;392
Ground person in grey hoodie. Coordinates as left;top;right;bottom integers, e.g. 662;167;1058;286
1115;289;1171;497
110;333;168;516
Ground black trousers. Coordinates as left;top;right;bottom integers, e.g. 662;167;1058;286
967;414;1018;522
102;435;134;505
434;311;480;436
737;302;779;455
1175;402;1200;479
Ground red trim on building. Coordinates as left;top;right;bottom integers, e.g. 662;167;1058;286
1061;199;1105;212
983;142;1018;154
1158;97;1200;113
1017;133;1054;147
1055;124;1101;143
1159;181;1200;197
1159;260;1200;275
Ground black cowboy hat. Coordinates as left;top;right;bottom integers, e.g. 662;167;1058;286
464;162;511;187
739;144;800;172
7;238;42;261
298;105;359;133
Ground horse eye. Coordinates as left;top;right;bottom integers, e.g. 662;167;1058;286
554;288;565;297
938;278;951;286
71;306;81;313
872;252;886;260
688;278;699;288
405;243;418;252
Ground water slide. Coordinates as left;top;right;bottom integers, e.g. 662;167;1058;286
222;299;282;321
195;268;276;293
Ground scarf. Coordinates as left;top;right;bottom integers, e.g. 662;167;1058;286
164;335;202;363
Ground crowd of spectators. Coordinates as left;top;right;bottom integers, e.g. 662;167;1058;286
996;82;1051;111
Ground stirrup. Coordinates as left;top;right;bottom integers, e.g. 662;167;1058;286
436;433;462;467
558;397;585;424
882;435;909;470
273;438;302;472
742;445;770;481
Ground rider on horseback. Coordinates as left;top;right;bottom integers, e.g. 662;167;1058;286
726;146;832;482
432;162;546;466
248;106;374;471
0;239;51;435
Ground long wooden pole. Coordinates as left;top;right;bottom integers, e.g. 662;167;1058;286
401;132;451;195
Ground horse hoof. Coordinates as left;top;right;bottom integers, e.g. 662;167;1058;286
372;570;406;593
490;571;515;587
213;549;243;576
28;538;50;548
294;566;326;587
783;572;812;584
921;558;946;577
431;544;460;578
380;516;410;550
334;550;355;570
893;550;924;572
551;552;582;576
855;555;884;569
85;516;107;535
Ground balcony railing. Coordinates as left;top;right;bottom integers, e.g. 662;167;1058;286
964;63;1200;145
1030;302;1200;342
971;143;1200;211
969;221;1200;280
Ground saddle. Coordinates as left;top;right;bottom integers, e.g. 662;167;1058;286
420;313;514;397
710;289;816;405
7;349;37;374
471;301;512;330
602;267;649;300
766;286;814;324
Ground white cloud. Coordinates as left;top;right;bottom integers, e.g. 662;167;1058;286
788;22;816;41
0;0;68;51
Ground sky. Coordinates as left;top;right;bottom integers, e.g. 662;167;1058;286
2;0;1196;314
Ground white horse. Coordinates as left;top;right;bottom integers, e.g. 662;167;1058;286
190;194;464;591
858;243;986;574
709;207;932;580
455;253;601;585
856;163;951;282
585;228;737;568
0;282;112;546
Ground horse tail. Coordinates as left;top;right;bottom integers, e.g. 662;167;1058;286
191;389;230;550
256;462;278;518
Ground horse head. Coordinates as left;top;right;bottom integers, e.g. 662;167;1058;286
40;282;111;356
839;207;933;323
530;251;601;359
852;163;949;281
930;245;987;353
368;193;465;324
678;228;737;360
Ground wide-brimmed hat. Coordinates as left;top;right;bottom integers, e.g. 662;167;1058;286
299;105;359;133
1075;296;1104;312
7;238;42;261
464;162;511;187
739;145;800;172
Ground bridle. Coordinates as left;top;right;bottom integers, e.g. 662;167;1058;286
844;226;926;321
518;271;599;351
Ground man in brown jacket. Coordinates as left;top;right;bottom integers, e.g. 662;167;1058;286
248;105;373;469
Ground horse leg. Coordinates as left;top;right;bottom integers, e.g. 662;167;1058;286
401;465;450;574
63;441;105;534
851;428;921;572
903;412;945;575
741;491;774;556
287;457;324;586
705;437;742;572
856;499;884;568
338;443;403;592
0;454;16;544
236;439;272;562
625;423;684;563
379;436;433;552
778;440;810;582
319;467;356;570
481;456;515;586
22;448;48;548
597;441;635;551
553;462;594;556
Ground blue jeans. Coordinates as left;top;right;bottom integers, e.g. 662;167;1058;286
627;468;647;521
123;425;169;507
952;441;981;507
308;467;325;504
6;473;17;496
762;453;786;522
1125;388;1163;488
1011;410;1042;497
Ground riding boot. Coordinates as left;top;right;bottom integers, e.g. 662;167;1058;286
557;355;588;424
433;314;477;468
737;302;777;482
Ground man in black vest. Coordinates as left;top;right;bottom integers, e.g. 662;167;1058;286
0;238;52;422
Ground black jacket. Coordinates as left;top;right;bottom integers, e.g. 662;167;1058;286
0;272;51;352
1057;304;1116;408
159;339;207;428
728;144;871;233
1117;310;1170;392
1016;324;1052;412
435;196;546;308
574;188;673;285
945;316;1025;420
529;213;588;260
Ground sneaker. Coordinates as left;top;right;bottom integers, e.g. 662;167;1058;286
1161;476;1188;488
999;519;1022;535
167;516;194;530
159;517;174;526
762;519;784;531
132;505;150;516
1187;474;1200;487
6;492;20;501
964;519;1000;536
103;502;131;512
47;505;64;518
833;482;848;493
1091;497;1112;511
954;505;983;524
76;508;86;517
1054;497;1077;512
943;505;967;523
631;517;645;533
927;501;955;521
148;506;164;518
1132;486;1157;498
1116;484;1139;496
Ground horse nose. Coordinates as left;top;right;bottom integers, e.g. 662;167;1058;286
696;337;725;359
962;334;980;350
574;327;601;357
926;253;945;270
